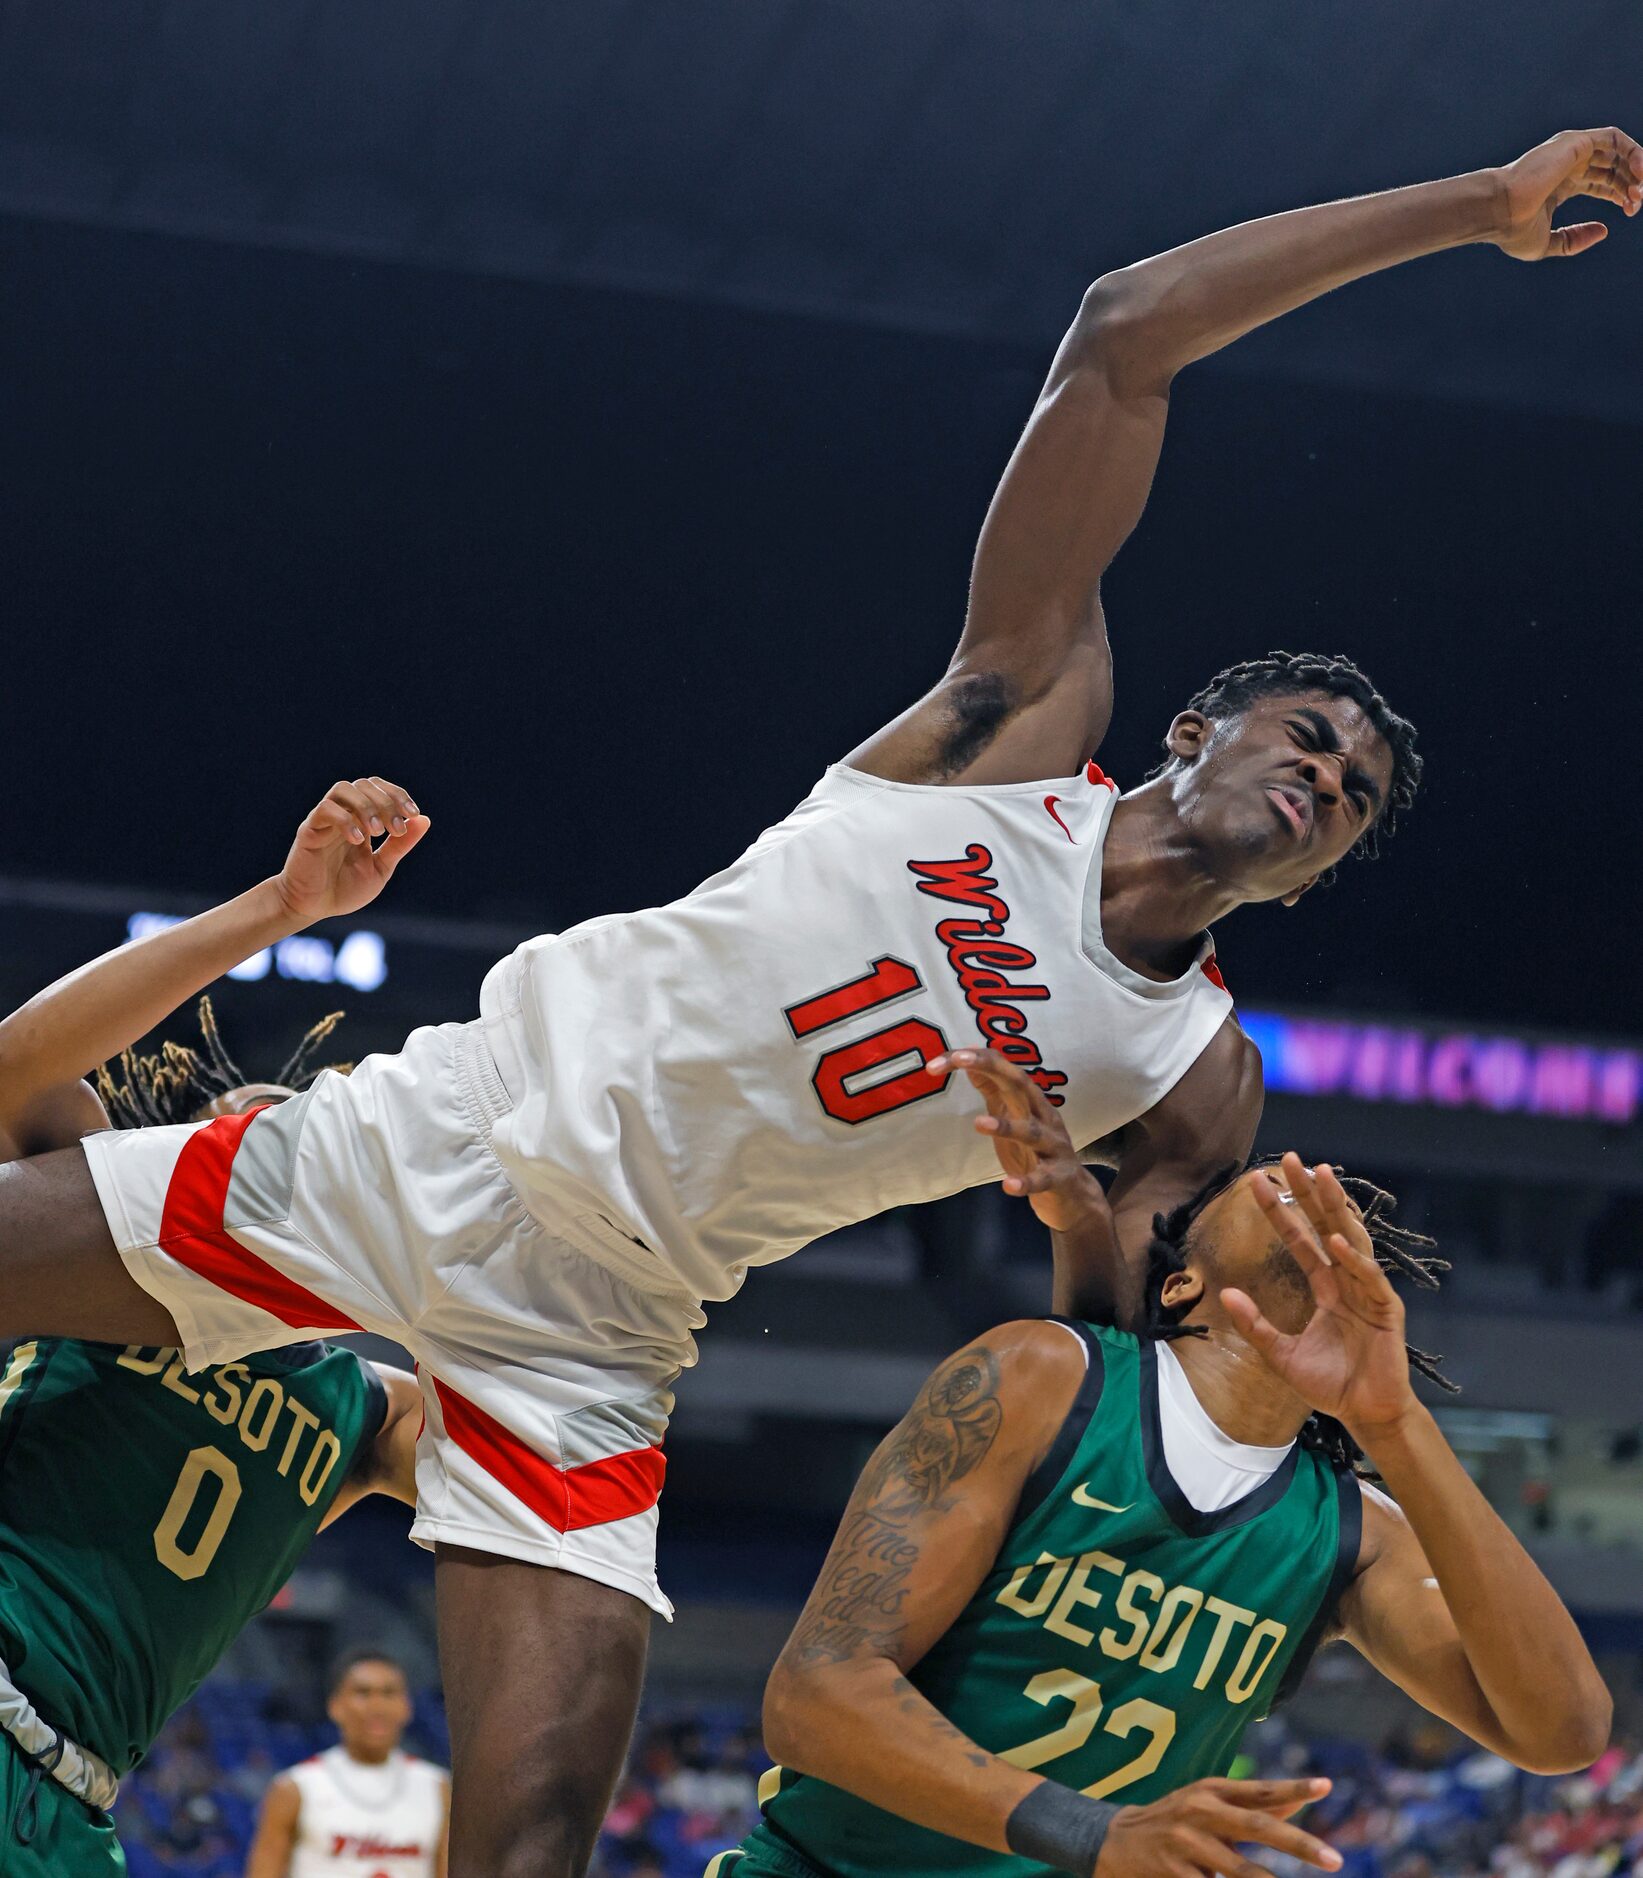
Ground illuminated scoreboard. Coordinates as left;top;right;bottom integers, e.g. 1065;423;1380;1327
0;873;524;1055
2;876;1638;1148
125;912;389;993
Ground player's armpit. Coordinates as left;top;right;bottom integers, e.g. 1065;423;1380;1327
762;1322;1087;1856
320;1364;421;1529
0;1079;108;1161
844;294;1171;789
242;1772;301;1878
1090;1018;1262;1328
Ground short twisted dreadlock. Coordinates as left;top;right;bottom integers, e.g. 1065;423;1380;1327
96;997;349;1130
1142;1156;1455;1477
1156;651;1423;886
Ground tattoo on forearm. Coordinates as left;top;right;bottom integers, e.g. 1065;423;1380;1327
893;1675;992;1770
785;1346;1003;1670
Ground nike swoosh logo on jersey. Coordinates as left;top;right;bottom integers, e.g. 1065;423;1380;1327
1071;1484;1134;1513
1043;795;1076;843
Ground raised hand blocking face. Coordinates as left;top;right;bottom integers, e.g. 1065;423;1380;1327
1217;1153;1419;1439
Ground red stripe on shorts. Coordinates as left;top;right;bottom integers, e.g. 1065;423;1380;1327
431;1376;665;1534
157;1108;361;1335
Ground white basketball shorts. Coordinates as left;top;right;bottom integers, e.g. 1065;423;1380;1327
80;1020;700;1617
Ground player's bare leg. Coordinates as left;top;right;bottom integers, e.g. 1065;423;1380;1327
0;1145;181;1343
435;1545;649;1878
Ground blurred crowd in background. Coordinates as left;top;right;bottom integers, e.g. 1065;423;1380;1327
116;1684;1643;1878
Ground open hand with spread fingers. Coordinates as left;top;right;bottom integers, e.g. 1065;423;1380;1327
272;777;430;927
1219;1152;1417;1442
1096;1775;1340;1878
929;1046;1111;1235
1492;126;1643;260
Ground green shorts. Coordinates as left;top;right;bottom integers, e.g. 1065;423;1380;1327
1;1736;125;1875
705;1833;830;1878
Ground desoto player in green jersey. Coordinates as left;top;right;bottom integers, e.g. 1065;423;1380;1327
716;1051;1610;1878
0;776;429;1874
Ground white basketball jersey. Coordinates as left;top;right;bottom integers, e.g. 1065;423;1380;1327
286;1747;445;1878
481;762;1233;1306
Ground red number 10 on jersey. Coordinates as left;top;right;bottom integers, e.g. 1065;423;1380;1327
783;956;952;1125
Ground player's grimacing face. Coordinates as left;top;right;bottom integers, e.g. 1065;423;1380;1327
1178;1163;1366;1337
1168;692;1395;905
329;1662;413;1754
1192;1167;1314;1334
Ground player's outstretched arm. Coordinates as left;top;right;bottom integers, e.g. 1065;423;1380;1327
0;777;426;1157
1227;1157;1611;1774
933;1048;1138;1325
848;128;1642;790
242;1772;301;1878
319;1363;424;1529
762;1325;1342;1878
936;1039;1260;1328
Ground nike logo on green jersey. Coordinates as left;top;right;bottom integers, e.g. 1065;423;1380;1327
1071;1483;1134;1513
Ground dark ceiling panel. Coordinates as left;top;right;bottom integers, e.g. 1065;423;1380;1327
2;0;1641;415
429;0;643;192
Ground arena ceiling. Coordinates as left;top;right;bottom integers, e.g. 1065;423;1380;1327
3;0;1642;419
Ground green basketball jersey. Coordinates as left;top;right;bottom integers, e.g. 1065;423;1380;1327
750;1322;1362;1878
0;1338;385;1774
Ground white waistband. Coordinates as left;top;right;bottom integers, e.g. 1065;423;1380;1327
0;1658;119;1812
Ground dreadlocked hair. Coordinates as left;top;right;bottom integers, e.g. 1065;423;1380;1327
1154;651;1422;887
96;997;349;1130
1142;1156;1455;1478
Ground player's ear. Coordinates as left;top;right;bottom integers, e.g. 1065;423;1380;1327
1164;711;1211;763
1281;876;1319;908
1160;1268;1205;1314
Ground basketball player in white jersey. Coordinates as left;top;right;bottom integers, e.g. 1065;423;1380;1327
2;126;1639;1878
244;1650;449;1878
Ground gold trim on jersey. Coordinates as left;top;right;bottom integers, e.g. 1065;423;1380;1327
0;1342;39;1423
757;1763;784;1810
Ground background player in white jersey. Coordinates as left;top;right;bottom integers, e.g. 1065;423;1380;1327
245;1650;449;1878
1;127;1640;1878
